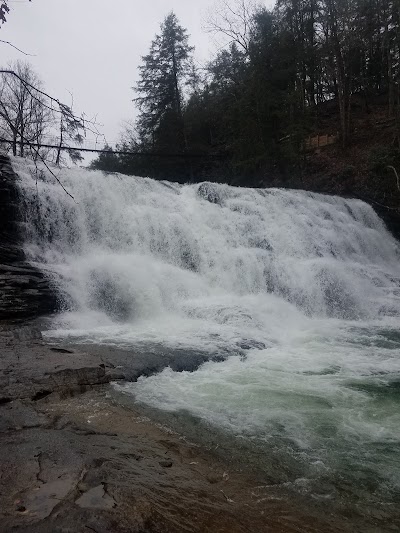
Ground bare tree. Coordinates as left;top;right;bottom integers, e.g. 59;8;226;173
0;62;104;165
204;0;259;56
0;61;52;157
54;93;85;166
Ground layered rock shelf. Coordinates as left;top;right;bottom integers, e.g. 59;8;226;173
0;155;57;320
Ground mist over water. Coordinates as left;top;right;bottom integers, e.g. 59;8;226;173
14;157;400;520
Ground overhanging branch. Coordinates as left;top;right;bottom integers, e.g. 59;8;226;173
0;40;35;56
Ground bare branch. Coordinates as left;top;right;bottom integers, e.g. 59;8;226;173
0;39;35;56
203;0;258;55
387;166;400;193
0;66;104;167
0;70;101;136
19;130;75;201
0;63;104;180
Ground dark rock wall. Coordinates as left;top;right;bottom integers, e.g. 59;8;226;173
0;154;57;321
374;206;400;242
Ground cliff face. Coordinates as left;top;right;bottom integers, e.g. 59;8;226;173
0;155;57;321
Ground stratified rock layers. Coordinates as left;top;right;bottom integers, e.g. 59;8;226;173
0;155;57;320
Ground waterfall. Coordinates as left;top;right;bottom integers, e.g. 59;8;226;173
13;157;400;329
12;156;400;513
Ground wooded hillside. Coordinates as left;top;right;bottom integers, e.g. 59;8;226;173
91;0;400;232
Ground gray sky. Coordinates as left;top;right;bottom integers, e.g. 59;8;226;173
1;0;270;152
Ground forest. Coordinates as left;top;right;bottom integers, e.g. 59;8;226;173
0;0;399;226
89;0;400;220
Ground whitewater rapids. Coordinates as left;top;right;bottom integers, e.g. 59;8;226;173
13;157;400;515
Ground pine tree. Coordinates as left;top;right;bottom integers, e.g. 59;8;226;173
90;145;119;173
134;12;195;155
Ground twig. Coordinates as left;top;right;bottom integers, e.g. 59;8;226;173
363;197;399;211
387;165;400;192
34;153;75;201
20;131;75;201
0;39;35;56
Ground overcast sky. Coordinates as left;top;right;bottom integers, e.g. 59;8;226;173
1;0;270;152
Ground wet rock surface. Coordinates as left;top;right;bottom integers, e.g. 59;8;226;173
0;155;58;320
0;325;115;402
1;392;343;533
0;324;362;532
68;342;227;380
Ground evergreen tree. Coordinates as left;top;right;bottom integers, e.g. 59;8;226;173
90;145;119;173
90;0;400;204
134;12;195;157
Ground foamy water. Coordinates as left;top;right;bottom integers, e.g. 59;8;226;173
13;156;400;517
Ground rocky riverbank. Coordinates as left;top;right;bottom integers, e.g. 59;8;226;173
0;323;355;533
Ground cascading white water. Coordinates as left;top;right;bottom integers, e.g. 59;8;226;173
14;157;400;324
13;156;400;516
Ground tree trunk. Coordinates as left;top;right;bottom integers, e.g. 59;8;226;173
327;0;351;147
55;118;63;166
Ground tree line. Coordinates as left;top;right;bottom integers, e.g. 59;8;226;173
91;0;400;187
